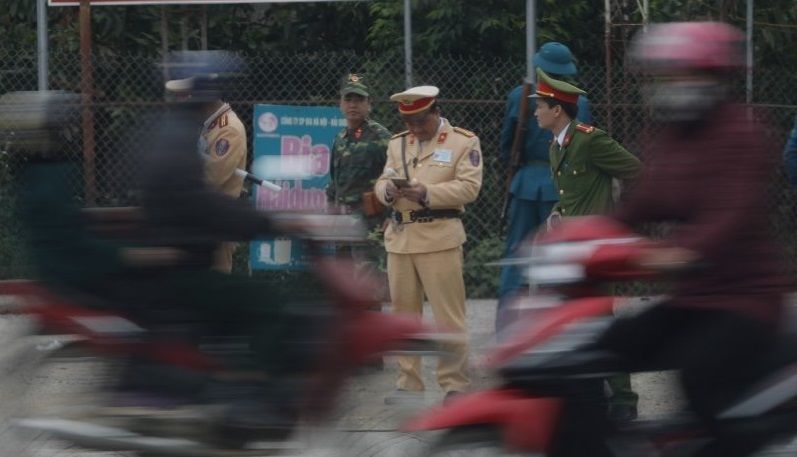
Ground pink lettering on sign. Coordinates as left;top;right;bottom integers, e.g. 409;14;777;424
255;180;327;211
280;135;330;176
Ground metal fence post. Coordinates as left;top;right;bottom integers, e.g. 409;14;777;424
403;0;413;88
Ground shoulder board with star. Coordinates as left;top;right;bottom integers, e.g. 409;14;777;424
391;130;410;140
575;124;595;134
218;114;229;129
453;127;476;138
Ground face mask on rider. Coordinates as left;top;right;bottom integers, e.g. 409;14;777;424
643;79;727;123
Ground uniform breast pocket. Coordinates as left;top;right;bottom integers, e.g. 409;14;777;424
563;160;588;178
421;162;455;183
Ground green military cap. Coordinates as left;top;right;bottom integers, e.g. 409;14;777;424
531;68;586;104
340;73;370;97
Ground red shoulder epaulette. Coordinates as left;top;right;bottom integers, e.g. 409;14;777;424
575;124;595;134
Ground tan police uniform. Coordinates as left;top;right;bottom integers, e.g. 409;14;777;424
201;103;247;272
374;86;483;394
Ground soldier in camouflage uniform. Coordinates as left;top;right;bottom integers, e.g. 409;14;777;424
327;74;392;264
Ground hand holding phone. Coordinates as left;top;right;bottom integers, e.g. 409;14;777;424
390;177;411;189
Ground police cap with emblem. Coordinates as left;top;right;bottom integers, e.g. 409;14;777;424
390;86;440;115
340;73;370;98
530;68;586;104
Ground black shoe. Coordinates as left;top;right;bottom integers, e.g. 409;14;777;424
444;391;463;405
608;404;638;425
358;358;385;374
384;389;423;405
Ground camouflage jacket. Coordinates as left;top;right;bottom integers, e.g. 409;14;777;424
327;118;391;206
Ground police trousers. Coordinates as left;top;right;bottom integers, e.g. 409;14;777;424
387;247;470;393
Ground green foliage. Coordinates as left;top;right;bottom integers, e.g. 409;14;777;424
368;0;528;58
0;153;31;279
536;0;601;62
463;235;504;299
4;0;797;73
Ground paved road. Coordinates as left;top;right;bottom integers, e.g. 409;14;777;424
3;299;792;456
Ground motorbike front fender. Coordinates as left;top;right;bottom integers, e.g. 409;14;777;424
402;389;562;452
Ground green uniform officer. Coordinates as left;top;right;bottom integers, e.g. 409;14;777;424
532;69;641;221
532;68;643;423
328;75;392;362
327;73;392;224
328;74;392;279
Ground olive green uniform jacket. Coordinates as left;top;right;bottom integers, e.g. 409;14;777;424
550;122;641;216
327;118;391;207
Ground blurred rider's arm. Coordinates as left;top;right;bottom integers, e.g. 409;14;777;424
140;110;294;241
615;119;770;268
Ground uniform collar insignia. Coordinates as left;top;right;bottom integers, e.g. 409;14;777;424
563;134;572;148
354;128;363;140
437;132;448;144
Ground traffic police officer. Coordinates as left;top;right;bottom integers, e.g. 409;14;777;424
375;86;483;402
533;68;642;422
166;73;247;274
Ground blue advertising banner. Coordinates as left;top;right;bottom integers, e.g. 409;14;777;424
249;104;345;270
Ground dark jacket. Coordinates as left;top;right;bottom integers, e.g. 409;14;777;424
616;104;787;324
782;114;797;187
139;104;280;267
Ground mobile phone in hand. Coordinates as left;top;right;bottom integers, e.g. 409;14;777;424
391;178;411;188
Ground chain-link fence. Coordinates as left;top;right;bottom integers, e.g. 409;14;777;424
2;49;797;297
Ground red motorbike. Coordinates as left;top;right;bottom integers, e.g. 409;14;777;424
0;213;448;456
403;216;797;457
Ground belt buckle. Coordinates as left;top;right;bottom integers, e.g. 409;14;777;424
392;210;414;224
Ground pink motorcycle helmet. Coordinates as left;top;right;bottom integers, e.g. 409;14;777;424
629;21;745;75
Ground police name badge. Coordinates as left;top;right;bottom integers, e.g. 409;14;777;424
432;149;452;163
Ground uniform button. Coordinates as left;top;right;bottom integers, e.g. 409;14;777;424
561;208;566;214
573;170;578;175
557;171;561;176
559;189;564;195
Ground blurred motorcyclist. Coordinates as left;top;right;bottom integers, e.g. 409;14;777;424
1;53;329;443
163;51;250;273
542;22;789;457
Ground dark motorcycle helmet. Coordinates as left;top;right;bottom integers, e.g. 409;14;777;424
162;50;246;104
